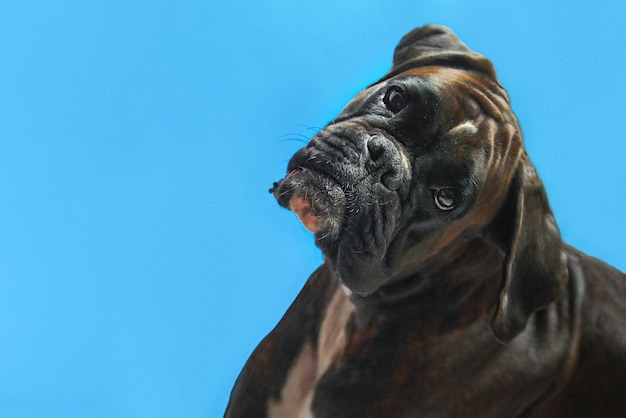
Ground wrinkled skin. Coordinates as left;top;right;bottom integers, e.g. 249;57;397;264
227;25;626;418
272;68;515;296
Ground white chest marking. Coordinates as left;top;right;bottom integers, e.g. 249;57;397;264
267;285;354;418
267;341;316;418
317;285;354;375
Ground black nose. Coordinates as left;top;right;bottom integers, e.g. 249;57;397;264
366;136;405;191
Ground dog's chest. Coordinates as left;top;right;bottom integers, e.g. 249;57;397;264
317;284;354;373
267;285;354;418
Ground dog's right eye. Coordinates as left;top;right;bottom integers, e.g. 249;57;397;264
383;86;407;113
433;188;460;211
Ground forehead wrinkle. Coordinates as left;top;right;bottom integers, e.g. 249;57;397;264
446;120;479;138
421;68;511;123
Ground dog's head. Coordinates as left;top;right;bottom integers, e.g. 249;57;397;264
271;25;566;342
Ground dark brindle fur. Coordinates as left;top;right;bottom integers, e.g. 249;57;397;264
225;25;626;417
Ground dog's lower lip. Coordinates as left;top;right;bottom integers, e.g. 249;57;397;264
289;195;320;233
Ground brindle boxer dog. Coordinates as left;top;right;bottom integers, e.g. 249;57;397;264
225;25;626;417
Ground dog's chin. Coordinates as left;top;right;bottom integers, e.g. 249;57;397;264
273;168;403;296
272;168;346;243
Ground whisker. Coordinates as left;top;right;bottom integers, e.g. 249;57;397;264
274;133;311;145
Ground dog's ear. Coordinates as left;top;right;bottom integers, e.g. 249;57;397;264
378;25;498;83
490;157;567;343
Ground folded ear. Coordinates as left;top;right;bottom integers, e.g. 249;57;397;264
377;25;498;83
490;157;567;343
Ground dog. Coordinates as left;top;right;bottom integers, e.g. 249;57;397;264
225;25;626;417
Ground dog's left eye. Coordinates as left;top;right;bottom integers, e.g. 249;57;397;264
434;188;460;211
383;86;407;112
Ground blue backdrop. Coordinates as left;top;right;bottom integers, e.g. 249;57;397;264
1;1;624;416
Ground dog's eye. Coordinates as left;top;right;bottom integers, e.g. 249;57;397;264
434;188;459;211
383;86;407;112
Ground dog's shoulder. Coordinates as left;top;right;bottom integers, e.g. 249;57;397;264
283;263;341;335
540;246;626;417
226;265;337;417
567;244;625;318
241;263;339;375
565;245;625;349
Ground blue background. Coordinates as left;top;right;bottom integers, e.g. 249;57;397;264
1;1;624;416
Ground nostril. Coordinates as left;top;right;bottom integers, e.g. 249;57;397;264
365;136;408;191
381;171;401;191
367;138;385;161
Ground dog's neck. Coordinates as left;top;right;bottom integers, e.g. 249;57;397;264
346;236;504;332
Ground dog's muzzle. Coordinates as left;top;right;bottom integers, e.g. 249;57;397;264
270;167;346;237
